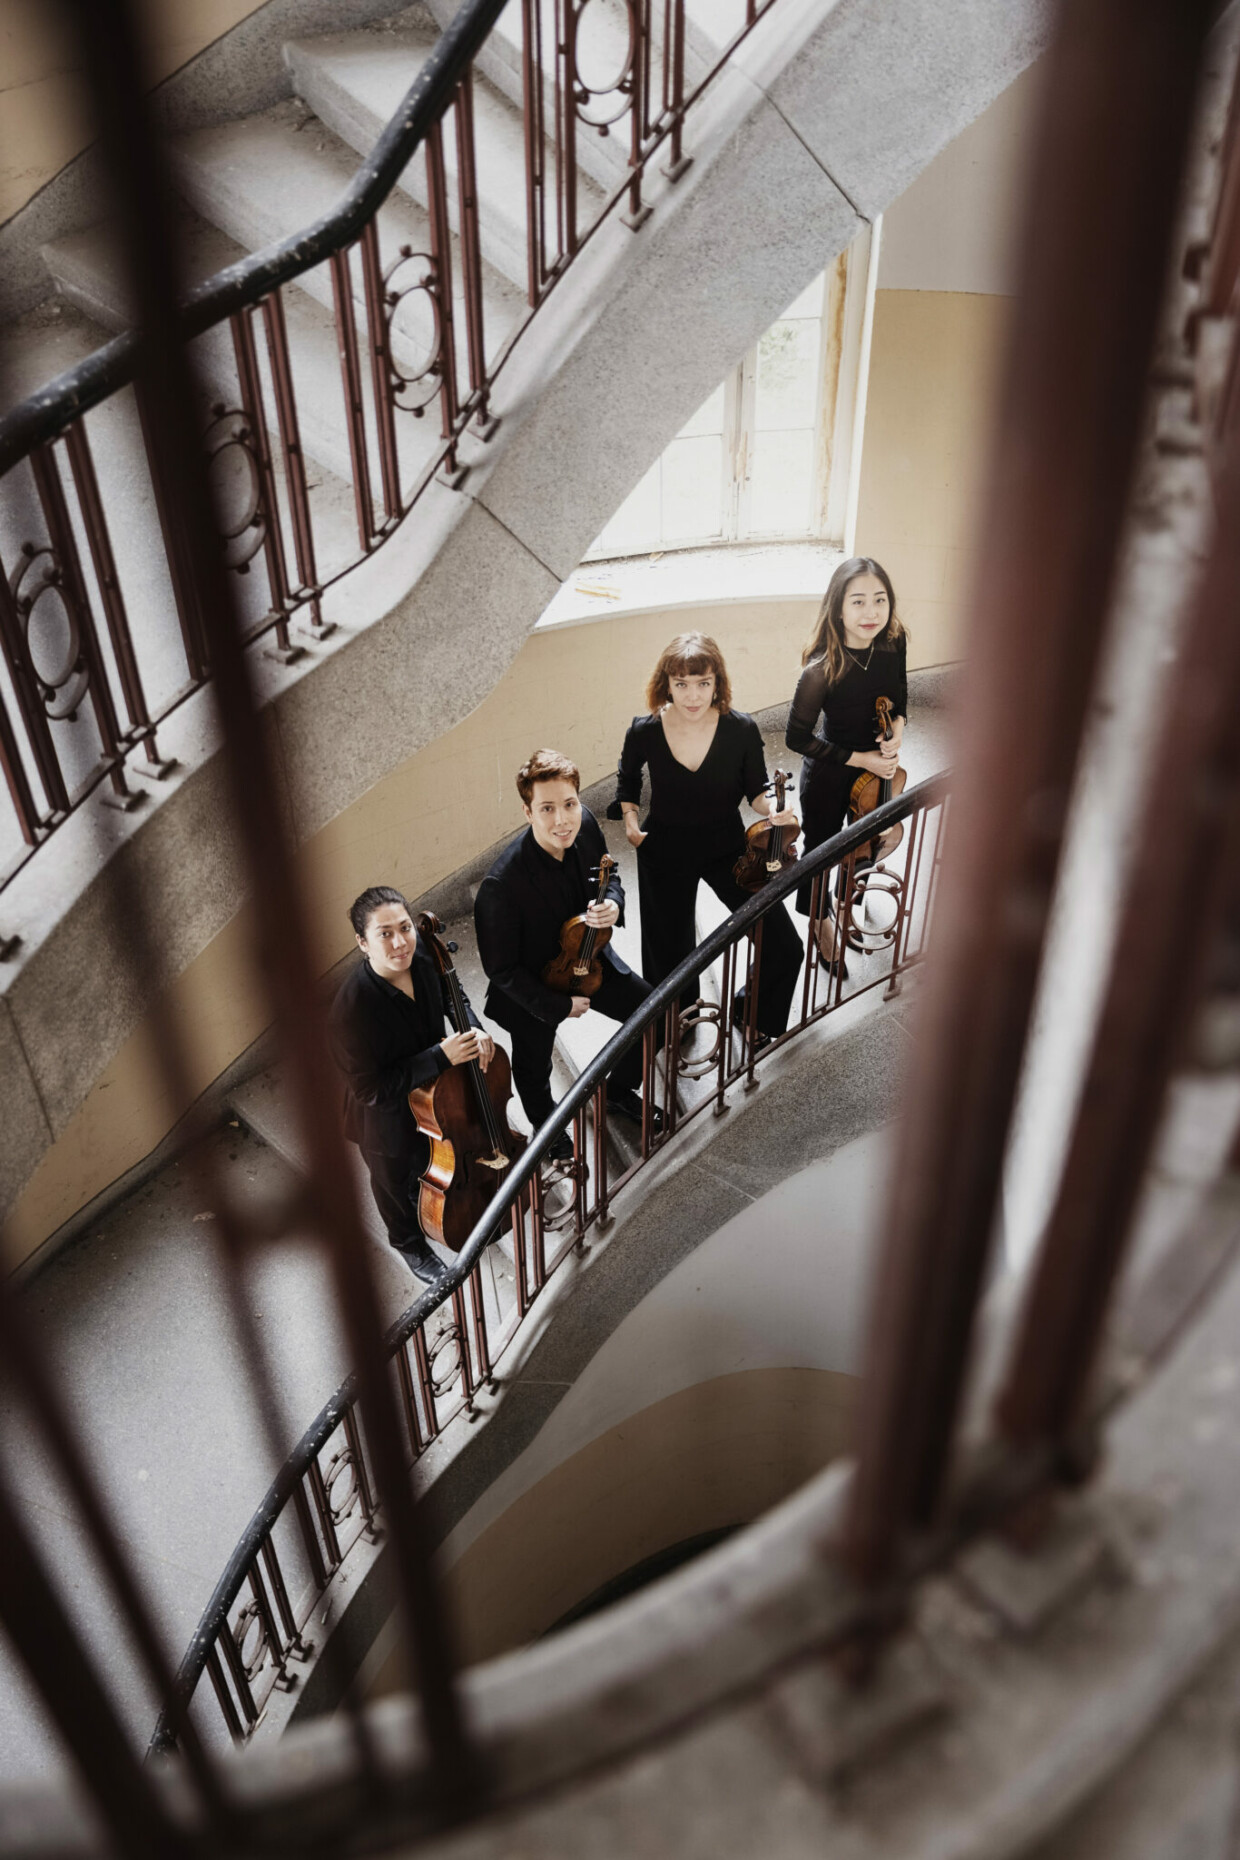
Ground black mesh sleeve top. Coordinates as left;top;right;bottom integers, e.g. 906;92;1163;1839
786;636;908;767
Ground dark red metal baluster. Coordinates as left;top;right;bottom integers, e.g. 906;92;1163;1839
0;554;63;830
62;420;171;779
29;441;136;809
330;245;378;550
229;306;302;663
260;287;331;637
134;380;210;684
453;70;497;437
359;219;403;523
663;0;690;182
522;0;549;304
424;119;465;484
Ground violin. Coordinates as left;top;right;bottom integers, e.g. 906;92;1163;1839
848;695;907;861
733;768;799;894
408;912;526;1252
541;854;617;997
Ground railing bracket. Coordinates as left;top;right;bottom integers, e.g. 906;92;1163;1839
621;204;654;232
264;642;308;666
662;154;693;184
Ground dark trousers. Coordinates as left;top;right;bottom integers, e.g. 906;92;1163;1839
796;761;857;917
504;962;653;1128
360;1135;431;1252
636;828;803;1036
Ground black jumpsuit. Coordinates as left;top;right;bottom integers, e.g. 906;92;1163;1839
609;709;803;1036
785;637;908;916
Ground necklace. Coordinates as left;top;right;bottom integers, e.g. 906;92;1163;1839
844;640;876;673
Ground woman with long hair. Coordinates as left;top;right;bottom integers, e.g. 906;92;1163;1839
610;631;804;1045
786;557;908;966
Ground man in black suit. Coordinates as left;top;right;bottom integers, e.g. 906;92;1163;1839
330;885;493;1285
474;748;661;1161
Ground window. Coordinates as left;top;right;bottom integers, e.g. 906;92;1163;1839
585;235;872;561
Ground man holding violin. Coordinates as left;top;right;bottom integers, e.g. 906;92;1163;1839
474;749;662;1161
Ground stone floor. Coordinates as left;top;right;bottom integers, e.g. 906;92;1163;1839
0;707;951;1787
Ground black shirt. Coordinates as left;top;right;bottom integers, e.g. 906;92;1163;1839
329;946;479;1158
786;637;908;767
609;710;771;855
474;807;627;1030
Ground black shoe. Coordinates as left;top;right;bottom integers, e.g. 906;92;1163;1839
605;1088;666;1135
732;991;777;1050
395;1240;449;1287
546;1130;575;1164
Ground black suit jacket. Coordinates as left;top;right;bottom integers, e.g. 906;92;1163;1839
474;808;631;1031
328;949;479;1159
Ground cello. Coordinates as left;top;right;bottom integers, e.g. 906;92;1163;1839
408;912;526;1252
848;695;907;862
734;768;799;894
541;854;617;997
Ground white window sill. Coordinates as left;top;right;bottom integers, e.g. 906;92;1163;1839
536;540;845;631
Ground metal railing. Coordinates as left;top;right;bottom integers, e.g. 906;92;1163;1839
147;774;948;1753
4;0;1240;1850
0;0;781;894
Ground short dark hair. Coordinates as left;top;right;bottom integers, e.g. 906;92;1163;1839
646;632;732;714
516;748;581;806
349;885;410;939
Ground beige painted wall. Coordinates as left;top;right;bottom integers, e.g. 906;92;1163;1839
4;595;825;1269
370;1364;856;1685
854;288;1010;666
0;0;267;222
850;63;1036;667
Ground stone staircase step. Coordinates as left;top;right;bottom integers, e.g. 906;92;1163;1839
0;303;326;747
424;0;719;183
40;209;439;502
421;0;635;196
168;102;525;375
285;23;603;292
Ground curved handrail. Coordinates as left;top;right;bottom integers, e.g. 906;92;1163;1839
0;0;511;474
148;772;949;1756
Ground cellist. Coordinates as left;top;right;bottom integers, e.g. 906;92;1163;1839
329;886;493;1286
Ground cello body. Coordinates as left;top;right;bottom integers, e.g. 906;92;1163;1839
408;912;526;1252
409;1045;526;1252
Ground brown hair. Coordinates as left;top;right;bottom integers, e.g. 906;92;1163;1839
645;631;732;715
801;557;905;690
516;748;581;806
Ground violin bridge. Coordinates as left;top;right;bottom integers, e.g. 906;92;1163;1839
572;962;589;977
478;1150;510;1171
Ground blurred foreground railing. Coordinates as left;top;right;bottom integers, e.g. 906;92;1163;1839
148;774;948;1753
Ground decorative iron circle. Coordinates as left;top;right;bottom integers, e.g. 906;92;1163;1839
204;404;266;573
676;998;724;1077
322;1447;359;1527
384;247;445;417
845;864;905;954
425;1319;463;1397
11;545;89;720
231;1598;270;1683
571;0;638;131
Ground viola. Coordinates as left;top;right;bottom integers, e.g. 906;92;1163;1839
541;855;617;997
408;912;526;1252
848;695;907;861
734;768;800;894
